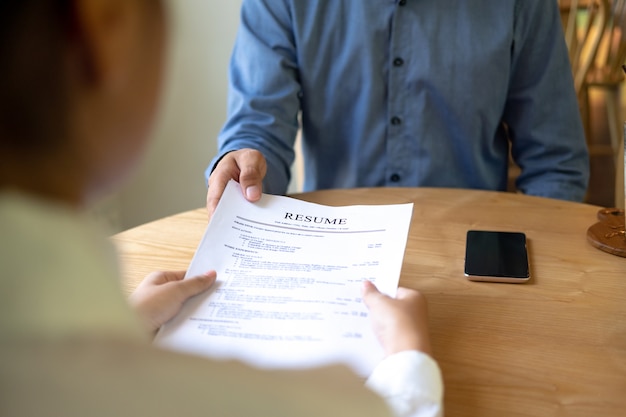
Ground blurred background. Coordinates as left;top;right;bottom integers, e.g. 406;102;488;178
95;0;306;233
95;0;242;232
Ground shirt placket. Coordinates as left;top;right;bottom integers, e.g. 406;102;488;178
386;0;411;186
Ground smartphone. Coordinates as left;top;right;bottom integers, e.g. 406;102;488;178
464;230;530;283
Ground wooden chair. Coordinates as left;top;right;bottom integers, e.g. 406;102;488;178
559;0;610;98
582;0;626;207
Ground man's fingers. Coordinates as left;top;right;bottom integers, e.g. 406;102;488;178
206;171;232;219
237;150;266;202
206;149;267;219
206;188;226;219
206;151;246;217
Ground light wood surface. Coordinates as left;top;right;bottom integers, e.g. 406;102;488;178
112;187;626;417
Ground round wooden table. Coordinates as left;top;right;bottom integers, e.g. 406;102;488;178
112;187;626;417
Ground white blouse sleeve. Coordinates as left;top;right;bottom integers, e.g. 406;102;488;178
365;350;444;417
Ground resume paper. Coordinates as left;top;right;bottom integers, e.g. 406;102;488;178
155;180;413;377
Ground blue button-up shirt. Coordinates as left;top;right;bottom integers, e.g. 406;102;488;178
209;0;589;202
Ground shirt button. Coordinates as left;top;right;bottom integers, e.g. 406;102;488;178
391;116;402;125
390;174;401;182
393;57;404;67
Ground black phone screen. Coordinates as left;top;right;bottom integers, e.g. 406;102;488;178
464;230;529;279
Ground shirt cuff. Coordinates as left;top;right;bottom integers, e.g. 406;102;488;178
365;350;443;417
